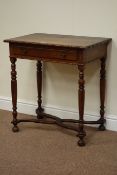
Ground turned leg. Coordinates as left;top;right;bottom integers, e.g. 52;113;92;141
77;64;86;146
10;57;19;132
98;57;106;131
36;61;44;119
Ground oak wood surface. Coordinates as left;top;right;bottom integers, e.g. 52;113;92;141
4;33;111;49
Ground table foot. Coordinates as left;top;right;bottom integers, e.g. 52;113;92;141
36;108;44;119
77;129;86;146
98;124;105;131
12;125;19;132
77;139;85;147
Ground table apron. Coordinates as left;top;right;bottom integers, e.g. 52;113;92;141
9;45;78;62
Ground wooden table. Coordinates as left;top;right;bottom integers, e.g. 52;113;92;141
4;33;111;146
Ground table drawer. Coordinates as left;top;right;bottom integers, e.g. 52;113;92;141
10;45;77;61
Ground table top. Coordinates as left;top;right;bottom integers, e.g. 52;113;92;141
4;33;111;49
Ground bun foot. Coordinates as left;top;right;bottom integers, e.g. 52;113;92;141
12;126;19;132
98;124;105;131
77;139;85;147
36;108;44;119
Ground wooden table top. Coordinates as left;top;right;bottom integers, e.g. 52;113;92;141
4;33;111;49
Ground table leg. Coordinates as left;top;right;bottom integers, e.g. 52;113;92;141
98;57;106;131
77;64;86;146
36;61;44;119
10;57;19;132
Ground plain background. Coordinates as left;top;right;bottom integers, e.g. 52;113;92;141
0;0;117;123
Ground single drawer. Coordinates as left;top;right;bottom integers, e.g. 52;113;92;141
10;45;77;61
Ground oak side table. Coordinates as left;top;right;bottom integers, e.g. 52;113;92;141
4;33;111;146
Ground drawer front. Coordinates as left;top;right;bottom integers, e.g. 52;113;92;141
10;45;77;61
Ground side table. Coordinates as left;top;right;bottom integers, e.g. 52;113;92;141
4;33;112;146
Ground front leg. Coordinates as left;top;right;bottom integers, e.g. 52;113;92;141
36;61;44;119
10;57;19;132
77;64;86;146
